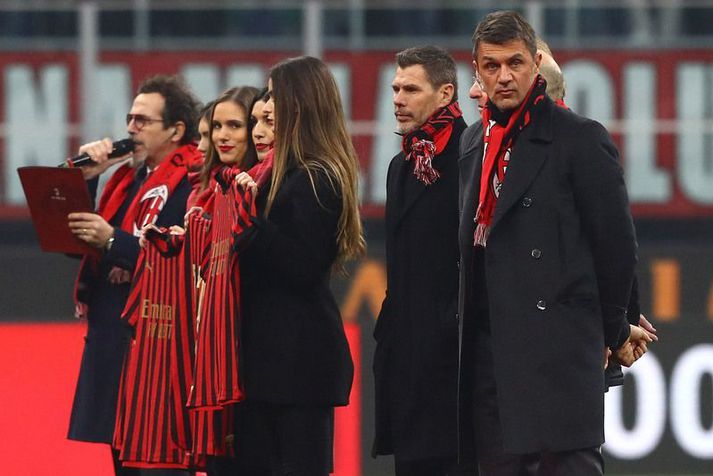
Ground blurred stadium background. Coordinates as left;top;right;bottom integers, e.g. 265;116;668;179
0;0;712;474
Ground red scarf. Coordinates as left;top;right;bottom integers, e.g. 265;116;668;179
474;76;546;246
401;102;462;185
73;145;203;318
99;144;202;236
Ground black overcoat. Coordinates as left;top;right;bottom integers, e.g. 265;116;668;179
457;98;637;454
238;165;354;406
373;118;467;461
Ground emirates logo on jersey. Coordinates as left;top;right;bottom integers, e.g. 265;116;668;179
133;185;168;236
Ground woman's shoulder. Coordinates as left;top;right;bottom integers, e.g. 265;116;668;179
279;163;341;210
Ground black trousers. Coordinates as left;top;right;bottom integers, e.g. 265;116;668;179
218;401;333;476
470;331;604;476
395;457;477;476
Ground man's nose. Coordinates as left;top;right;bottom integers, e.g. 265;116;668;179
469;83;482;99
498;66;513;83
393;90;405;106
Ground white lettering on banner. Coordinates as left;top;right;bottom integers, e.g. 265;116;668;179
624;63;671;203
94;66;132;140
181;64;221;103
4;65;68;204
677;64;713;204
93;66;133;199
329;63;351;120
603;353;667;459
226;64;265;100
2;58;713;211
370;63;400;204
670;344;713;458
562;60;614;124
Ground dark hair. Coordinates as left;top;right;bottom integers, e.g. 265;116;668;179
249;87;269;126
395;45;458;101
137;74;201;145
199;86;260;189
472;10;537;59
199;100;215;123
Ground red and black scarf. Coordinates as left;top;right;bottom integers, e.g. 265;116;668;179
99;144;203;236
401;102;462;185
474;76;546;246
73;144;203;318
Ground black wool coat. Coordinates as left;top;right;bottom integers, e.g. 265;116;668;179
457;97;637;454
373;117;467;461
238;165;354;407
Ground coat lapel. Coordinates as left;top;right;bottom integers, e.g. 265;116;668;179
384;155;406;241
458;125;483;249
490;99;554;232
395;162;429;228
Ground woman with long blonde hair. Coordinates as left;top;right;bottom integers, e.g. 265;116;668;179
233;56;365;475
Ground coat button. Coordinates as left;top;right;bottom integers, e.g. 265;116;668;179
522;196;533;207
456;259;460;269
536;300;547;311
531;248;542;259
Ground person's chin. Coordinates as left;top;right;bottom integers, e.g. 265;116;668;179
397;122;416;134
494;98;520;112
219;155;239;165
131;151;147;167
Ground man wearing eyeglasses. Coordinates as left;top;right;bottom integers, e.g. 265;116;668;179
66;75;201;476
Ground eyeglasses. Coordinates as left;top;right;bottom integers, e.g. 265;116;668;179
126;114;164;130
472;75;484;88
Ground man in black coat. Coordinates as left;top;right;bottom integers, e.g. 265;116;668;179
457;11;652;475
66;75;200;476
372;45;472;475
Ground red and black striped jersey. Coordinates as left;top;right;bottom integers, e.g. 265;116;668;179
185;205;236;459
114;231;198;469
189;185;244;410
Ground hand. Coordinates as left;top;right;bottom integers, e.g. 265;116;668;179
68;212;114;249
234;171;258;194
169;225;185;236
139;224;162;249
77;138;132;180
638;314;658;342
612;324;654;367
107;266;131;284
184;206;203;226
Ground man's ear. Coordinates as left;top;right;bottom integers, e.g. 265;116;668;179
171;121;186;143
439;83;455;107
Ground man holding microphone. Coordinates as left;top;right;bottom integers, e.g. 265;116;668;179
66;74;201;476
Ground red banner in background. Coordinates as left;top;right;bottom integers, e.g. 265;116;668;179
1;49;712;218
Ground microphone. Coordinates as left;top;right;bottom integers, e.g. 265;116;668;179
59;138;135;168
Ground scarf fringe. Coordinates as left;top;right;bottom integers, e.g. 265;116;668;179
408;139;440;185
473;223;490;247
473;203;490;246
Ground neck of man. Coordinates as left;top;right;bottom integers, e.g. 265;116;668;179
488;100;514;126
